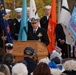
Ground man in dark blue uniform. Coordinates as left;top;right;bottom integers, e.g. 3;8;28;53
24;47;37;75
12;8;22;40
28;16;49;46
40;5;51;31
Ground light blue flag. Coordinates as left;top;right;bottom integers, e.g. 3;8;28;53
68;5;76;39
18;0;28;41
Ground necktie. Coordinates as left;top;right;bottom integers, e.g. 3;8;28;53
33;30;36;33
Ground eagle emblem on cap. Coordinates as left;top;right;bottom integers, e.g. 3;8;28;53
26;50;32;55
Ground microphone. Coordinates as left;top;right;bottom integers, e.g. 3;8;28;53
23;26;27;34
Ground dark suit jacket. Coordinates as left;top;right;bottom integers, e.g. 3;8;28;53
55;24;67;58
12;18;21;40
28;27;49;46
24;57;37;75
8;19;13;35
55;24;65;42
40;16;49;31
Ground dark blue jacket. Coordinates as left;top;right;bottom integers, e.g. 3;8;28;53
24;57;37;75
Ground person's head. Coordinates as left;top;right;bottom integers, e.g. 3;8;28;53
0;64;10;75
5;43;13;54
12;63;28;75
15;8;22;19
51;57;60;64
27;7;30;18
2;53;14;65
50;50;62;64
44;5;51;16
33;62;52;75
63;60;76;71
24;47;35;58
30;16;40;29
5;9;11;19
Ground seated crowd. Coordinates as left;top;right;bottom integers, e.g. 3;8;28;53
0;43;76;75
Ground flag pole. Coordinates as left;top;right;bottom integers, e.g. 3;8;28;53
67;44;70;58
58;0;62;23
2;30;5;51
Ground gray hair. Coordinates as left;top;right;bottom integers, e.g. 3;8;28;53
63;60;76;71
12;63;28;75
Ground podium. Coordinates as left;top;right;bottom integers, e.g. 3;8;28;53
13;40;48;62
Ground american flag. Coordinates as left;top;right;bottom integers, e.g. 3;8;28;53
0;0;13;43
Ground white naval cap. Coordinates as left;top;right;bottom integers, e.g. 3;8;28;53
15;8;22;12
5;43;13;47
44;5;51;9
5;9;11;13
27;7;30;10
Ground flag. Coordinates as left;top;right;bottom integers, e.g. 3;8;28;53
58;0;71;27
30;0;38;18
58;0;75;45
68;5;76;40
18;0;28;41
47;0;56;53
30;0;40;27
0;0;13;43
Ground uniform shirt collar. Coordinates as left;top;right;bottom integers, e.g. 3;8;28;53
45;15;50;20
33;27;38;32
16;18;21;22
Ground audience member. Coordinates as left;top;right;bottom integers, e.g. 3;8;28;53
62;60;76;75
2;53;15;73
23;47;37;75
48;61;64;75
33;62;52;75
5;43;13;54
0;64;10;75
50;49;62;64
12;63;28;75
51;57;61;64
